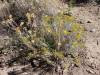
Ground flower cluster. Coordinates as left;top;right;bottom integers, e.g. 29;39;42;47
1;11;84;73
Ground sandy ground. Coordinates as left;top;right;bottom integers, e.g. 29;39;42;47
71;5;100;75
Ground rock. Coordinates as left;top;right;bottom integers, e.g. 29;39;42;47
90;29;96;32
86;69;95;74
97;40;99;45
87;21;92;23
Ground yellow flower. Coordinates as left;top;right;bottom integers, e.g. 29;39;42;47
47;27;52;33
63;30;70;35
47;29;51;33
16;27;21;34
41;47;50;55
76;33;81;40
9;14;13;19
28;53;34;59
20;22;24;26
31;13;35;18
72;23;80;31
9;15;13;21
58;42;61;46
43;15;52;24
64;15;74;22
72;42;78;48
53;51;64;59
26;12;31;22
31;40;35;43
26;12;30;17
74;56;81;66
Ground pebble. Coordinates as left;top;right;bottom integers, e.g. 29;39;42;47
86;69;94;74
90;29;96;32
97;40;99;45
87;21;91;23
86;19;93;23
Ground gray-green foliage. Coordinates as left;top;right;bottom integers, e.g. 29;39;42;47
0;0;85;74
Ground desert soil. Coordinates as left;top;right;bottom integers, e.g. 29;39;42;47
71;5;100;75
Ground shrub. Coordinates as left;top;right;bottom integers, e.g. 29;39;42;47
1;0;85;74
